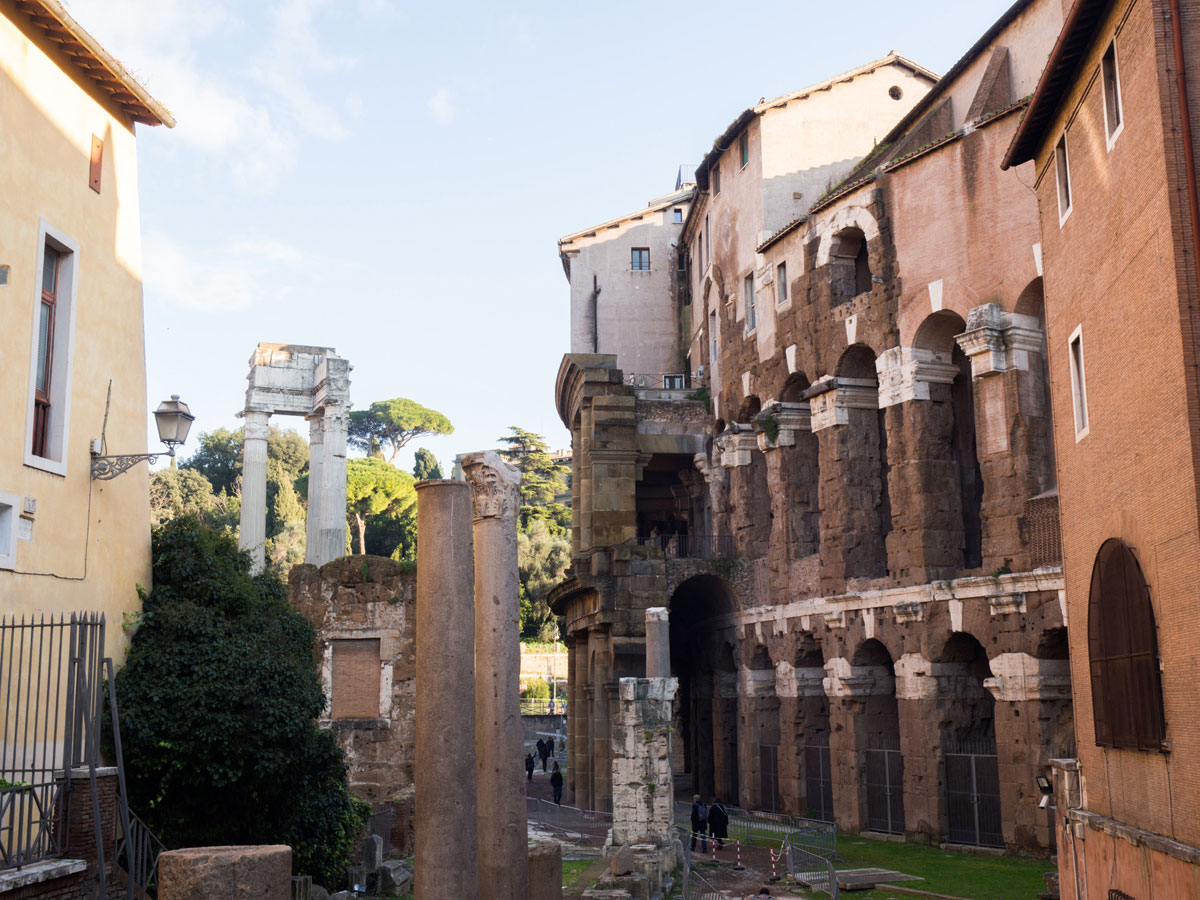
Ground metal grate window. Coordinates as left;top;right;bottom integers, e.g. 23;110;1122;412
1088;539;1165;750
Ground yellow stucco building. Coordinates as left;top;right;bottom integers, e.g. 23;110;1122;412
0;0;172;660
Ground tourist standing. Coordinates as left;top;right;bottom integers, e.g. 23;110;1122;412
708;797;729;850
525;752;536;781
689;795;708;852
550;763;564;805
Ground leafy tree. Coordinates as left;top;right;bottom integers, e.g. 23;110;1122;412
114;518;367;886
149;466;239;531
412;447;443;481
517;517;571;641
348;398;453;465
180;426;242;496
497;427;570;532
345;458;416;555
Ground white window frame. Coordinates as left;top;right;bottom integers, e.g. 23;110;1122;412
744;273;756;334
25;221;80;477
1055;135;1073;226
776;262;788;306
0;491;18;571
1102;40;1124;150
1068;324;1089;441
673;208;683;224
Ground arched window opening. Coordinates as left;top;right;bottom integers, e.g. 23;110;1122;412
736;395;762;424
1015;279;1057;494
833;345;890;576
853;639;904;835
780;373;811;403
951;344;983;569
1088;540;1165;750
830;227;872;305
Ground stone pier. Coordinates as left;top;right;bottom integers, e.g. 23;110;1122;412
462;452;527;900
644;608;669;679
414;480;478;900
610;676;677;846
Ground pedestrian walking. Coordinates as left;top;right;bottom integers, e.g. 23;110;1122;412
689;794;708;852
550;762;564;805
538;737;550;772
708;796;729;850
525;752;535;781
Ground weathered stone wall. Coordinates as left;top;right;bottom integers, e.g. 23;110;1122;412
610;677;677;846
288;557;415;807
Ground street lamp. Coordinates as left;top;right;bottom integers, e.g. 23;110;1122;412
90;395;195;480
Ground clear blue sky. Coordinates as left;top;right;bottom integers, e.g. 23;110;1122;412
66;0;1016;473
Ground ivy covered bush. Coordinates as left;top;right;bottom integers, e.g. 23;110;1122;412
114;517;367;886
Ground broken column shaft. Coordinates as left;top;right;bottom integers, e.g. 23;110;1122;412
463;452;527;900
645;607;670;679
414;480;478;900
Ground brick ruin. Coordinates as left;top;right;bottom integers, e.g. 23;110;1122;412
550;0;1075;855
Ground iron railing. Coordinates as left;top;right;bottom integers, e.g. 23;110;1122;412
789;841;841;898
631;534;738;559
519;699;566;716
525;798;611;844
113;810;165;898
0;613;106;872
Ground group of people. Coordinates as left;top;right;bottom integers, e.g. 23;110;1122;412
524;737;564;805
688;794;729;853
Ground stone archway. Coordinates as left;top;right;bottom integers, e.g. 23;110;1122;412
239;342;351;573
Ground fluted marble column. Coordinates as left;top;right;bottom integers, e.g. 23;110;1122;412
463;451;526;900
304;413;325;565
313;410;348;565
238;410;270;573
414;480;478;900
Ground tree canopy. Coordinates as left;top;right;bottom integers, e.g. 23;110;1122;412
348;398;453;464
497;426;570;533
344;458;416;555
412;447;443;481
114;518;366;886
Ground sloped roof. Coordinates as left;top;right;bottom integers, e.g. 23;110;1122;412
8;0;173;127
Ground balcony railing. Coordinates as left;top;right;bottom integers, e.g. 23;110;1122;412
631;534;738;559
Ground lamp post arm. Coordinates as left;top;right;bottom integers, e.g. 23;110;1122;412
90;448;176;481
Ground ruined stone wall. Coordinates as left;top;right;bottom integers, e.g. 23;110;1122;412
289;557;415;807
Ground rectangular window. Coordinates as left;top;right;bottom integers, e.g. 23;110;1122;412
663;374;684;390
744;273;756;332
1056;136;1072;223
709;311;718;364
704;214;711;264
0;492;17;571
1068;326;1088;439
631;248;650;271
776;262;788;304
1102;42;1123;144
25;223;79;476
673;208;683;224
331;638;381;719
713;160;721;195
740;131;749;168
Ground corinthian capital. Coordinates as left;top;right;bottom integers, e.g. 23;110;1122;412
462;450;522;520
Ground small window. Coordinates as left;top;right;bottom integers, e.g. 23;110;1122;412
1068;327;1088;438
709;311;718;363
1102;42;1123;144
331;638;381;719
663;374;684;390
631;248;650;271
673;208;683;224
1088;539;1166;750
776;262;788;304
704;214;711;264
744;273;756;332
0;492;17;571
713;160;721;195
1056;136;1072;223
739;132;749;168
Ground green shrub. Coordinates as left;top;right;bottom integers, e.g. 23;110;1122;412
521;678;551;700
113;517;366;887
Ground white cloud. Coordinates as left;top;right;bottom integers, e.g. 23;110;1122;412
142;232;300;311
427;87;454;125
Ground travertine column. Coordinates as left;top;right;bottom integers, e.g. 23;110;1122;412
304;414;325;565
462;452;526;900
414;480;477;900
566;637;578;804
238;410;271;573
590;628;614;811
645;608;670;679
313;410;348;565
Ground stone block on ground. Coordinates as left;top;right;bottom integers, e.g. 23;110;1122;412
609;843;634;876
527;840;562;900
362;834;384;871
158;845;292;900
310;886;329;900
376;859;413;897
581;891;633;900
291;874;312;900
596;873;649;900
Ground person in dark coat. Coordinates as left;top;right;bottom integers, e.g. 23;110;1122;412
550;762;564;805
708;797;729;849
689;794;708;852
525;752;536;781
538;738;550;772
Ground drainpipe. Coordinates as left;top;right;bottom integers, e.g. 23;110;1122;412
591;274;600;353
1170;0;1200;279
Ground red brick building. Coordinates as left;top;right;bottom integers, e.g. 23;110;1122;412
1005;0;1200;894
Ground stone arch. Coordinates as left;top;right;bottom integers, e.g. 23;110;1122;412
852;639;905;834
829;227;872;305
935;632;995;748
1016;278;1057;496
837;343;879;379
744;644;782;810
736;395;762;424
780;372;811;403
669;575;739;800
815;204;881;267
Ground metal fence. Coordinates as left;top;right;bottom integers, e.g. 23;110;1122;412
672;800;835;858
789;841;841;898
519;699;566;716
630;534;738;559
525;798;611;844
0;613;106;872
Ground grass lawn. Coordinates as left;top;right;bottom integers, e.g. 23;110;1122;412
814;833;1053;900
562;858;592;887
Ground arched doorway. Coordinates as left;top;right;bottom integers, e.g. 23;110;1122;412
854;639;905;835
669;575;739;801
793;643;833;821
745;644;782;812
938;632;1001;847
